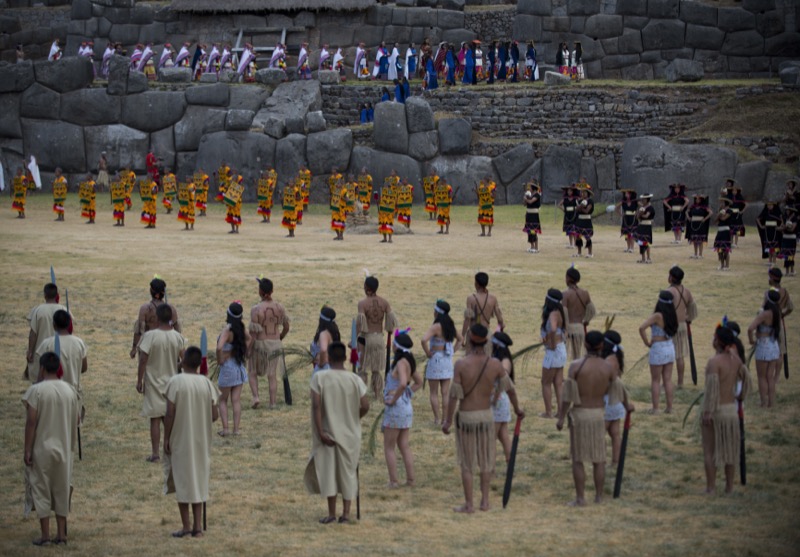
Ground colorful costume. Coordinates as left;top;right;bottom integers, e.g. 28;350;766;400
140;179;158;226
281;184;299;231
193;171;209;213
396;182;413;226
52;175;67;217
79;179;96;222
423;174;439;216
257;170;277;219
477;180;495;226
331;185;347;232
663;184;688;235
177;181;196;225
435;182;452;226
161;173;176;212
756;204;783;260
562;188;578;237
686;198;711;244
122;170;136;209
12;175;27;215
111;180;127;222
713;208;733;253
523;186;542;240
297;168;311;223
357;172;373;212
378;185;396;236
216;165;231;202
635;204;655;248
224;176;244;226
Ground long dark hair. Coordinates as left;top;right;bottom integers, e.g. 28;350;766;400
541;288;565;333
655;291;679;337
314;306;341;343
434;300;456;343
491;332;514;382
226;302;247;365
722;321;746;362
601;330;624;374
764;290;781;340
391;332;416;379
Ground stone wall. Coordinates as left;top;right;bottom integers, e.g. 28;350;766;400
0;6;70;63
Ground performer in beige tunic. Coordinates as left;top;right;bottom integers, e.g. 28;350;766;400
304;342;370;524
666;266;698;388
35;310;87;405
163;346;220;538
766;268;793;378
130;278;181;359
23;352;79;546
248;277;290;409
137;305;185;463
562;266;596;361
26;283;68;382
443;324;523;513
702;326;751;494
556;331;619;506
356;275;398;399
461;272;505;355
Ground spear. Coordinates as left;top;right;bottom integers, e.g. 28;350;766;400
502;415;523;508
781;316;789;379
687;322;697;385
613;409;632;498
200;328;208;376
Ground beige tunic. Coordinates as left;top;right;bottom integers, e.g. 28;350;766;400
164;374;220;503
304;370;367;500
26;302;68;382
22;380;78;518
139;329;185;418
36;334;87;400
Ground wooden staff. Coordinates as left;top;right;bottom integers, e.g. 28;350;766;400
282;349;292;405
738;399;746;485
782;316;789;379
687;322;698;385
502;415;523;508
613;409;632;498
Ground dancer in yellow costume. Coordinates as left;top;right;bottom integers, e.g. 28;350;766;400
378;182;396;243
357;168;373;214
331;182;348;241
79;175;97;224
435;181;453;234
423;172;439;220
396;179;413;229
111;177;127;226
281;181;300;238
12;168;28;218
177;180;196;230
140;178;158;228
297;166;312;224
162;171;177;214
193;170;209;216
52;168;67;222
477;178;496;236
215;163;231;202
224;175;244;233
257;168;277;222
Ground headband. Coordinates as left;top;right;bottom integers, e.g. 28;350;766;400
546;294;561;304
393;340;412;353
320;312;333;322
658;297;672;304
434;304;445;315
227;307;243;319
469;330;488;345
491;336;506;349
604;338;623;353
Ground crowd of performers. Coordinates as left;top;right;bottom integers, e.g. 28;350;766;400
19;248;793;540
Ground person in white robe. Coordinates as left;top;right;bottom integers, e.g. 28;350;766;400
387;43;400;81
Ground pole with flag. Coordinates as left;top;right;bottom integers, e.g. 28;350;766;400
200;328;208;376
350;318;359;373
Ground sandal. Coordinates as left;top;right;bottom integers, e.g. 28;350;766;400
338;516;350;524
191;530;204;538
53;538;67;545
32;538;52;546
145;455;160;463
319;516;336;524
172;530;192;538
218;430;229;437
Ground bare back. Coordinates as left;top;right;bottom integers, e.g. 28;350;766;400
562;287;589;324
453;352;505;412
463;292;502;335
706;353;741;405
668;284;693;324
137;300;181;333
250;299;288;340
358;295;391;334
568;355;613;409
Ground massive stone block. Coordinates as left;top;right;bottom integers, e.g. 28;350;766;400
185;83;229;107
424;156;496;204
307;128;353;175
616;0;647;16
763;169;794;203
718;8;756;32
743;0;775;11
174;106;227;152
121;91;186;133
175;151;197;179
127;70;148;94
85;124;148;172
585;14;623;39
252;80;321;133
622;63;655;80
275;134;307;181
492;143;535;185
596;154;616;192
107;54;130;95
349;147;422;200
158;67;192;83
680;1;718;26
60;88;121;126
20;83;60;120
513;15;543;42
405;97;435;133
721;30;764;56
648;0;679;18
22;119;85;172
229;85;269;112
225;110;255;131
319;25;354;48
407;8;437;27
442;29;478;44
0;61;35;93
664;59;704;82
544;70;572;85
568;0;601;16
542;145;581;198
757;11;785;38
437;10;465;30
108;24;139;45
305;111;326;133
685;24;726;50
33;57;93;93
0;94;22;138
255;68;288;85
765;32;800;57
642;20;686;51
518;0;552;16
618;28;643;54
150;126;175;172
71;0;93;20
504;159;541;204
438;118;471;156
374;101;409;155
196;132;276;197
734;160;770;201
408;131;438;161
602;54;641;70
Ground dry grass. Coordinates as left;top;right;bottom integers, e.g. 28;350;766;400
1;195;799;557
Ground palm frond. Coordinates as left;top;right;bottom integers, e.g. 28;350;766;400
511;342;544;361
627;353;648;375
603;314;616;332
745;345;756;368
511;342;544;376
682;391;705;429
206;352;220;382
367;408;385;458
272;345;314;377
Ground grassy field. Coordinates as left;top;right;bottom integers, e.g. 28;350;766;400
1;195;798;556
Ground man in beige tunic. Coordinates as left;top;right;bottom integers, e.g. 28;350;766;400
23;352;79;546
556;331;617;506
357;276;397;399
26;283;68;382
248;277;290;409
562;267;596;360
443;324;523;513
164;346;220;538
667;266;698;388
304;342;369;524
137;304;185;463
461;272;504;355
35;310;87;400
130;278;181;359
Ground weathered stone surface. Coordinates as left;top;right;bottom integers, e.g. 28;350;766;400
693;49;727;73
620;137;738;214
107;54;129;95
618;28;643;54
622;63;655;80
252;80;321;133
542;145;581;198
579;157;597;189
406;7;437;27
175;151;197;180
504;159;541;204
349;147;421;199
305;110;327;133
229;85;268;112
262;116;286;139
71;0;93;20
442;29;478;44
255;68;287;86
648;0;678;18
438;118;471;156
383;25;412;44
317;70;340;85
158;67;192;82
138;23;166;45
405;97;435;133
757;11;785;38
763;169;794;203
616;0;647;16
596;154;616;192
127;70;148;94
743;0;775;11
20;83;60;120
150;126;175;172
765;32;800;57
0;61;34;93
585;14;623;39
85;124;148;172
307;128;353;175
680;1;718;26
734;160;770;201
721;30;764;56
195;132;276;198
108;24;139;45
33;57;93;94
685;24;726;50
513;15;543;42
174;106;226;152
568;0;600;16
218;70;238;84
779;66;800;86
518;0;552;16
198;73;217;83
624;16;650;30
602;54;640;70
425;156;496;204
664;58;704;82
438;10;465;30
320;25;354;47
285;117;305;135
642;19;686;50
185;83;229;106
493;143;535;185
440;0;465;9
718;8;756;33
374;101;409;155
407;131;438;161
121;91;186;132
22;119;85;172
60;88;121;125
293;11;315;28
225;110;255;131
275;134;307;180
542;17;570;32
544;70;572;86
0;94;21;138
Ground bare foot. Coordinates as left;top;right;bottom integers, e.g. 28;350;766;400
453;505;474;513
479;502;490;511
566;499;586;507
594;496;603;504
539;412;552;418
251;400;260;409
405;480;415;487
386;481;400;489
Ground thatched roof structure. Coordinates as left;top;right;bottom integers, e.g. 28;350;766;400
170;0;376;12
